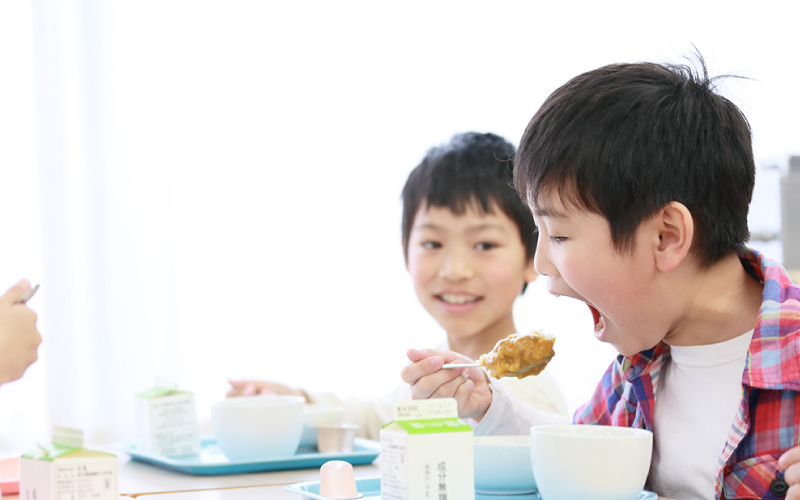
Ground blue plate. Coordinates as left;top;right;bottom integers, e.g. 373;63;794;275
111;435;380;475
286;477;658;500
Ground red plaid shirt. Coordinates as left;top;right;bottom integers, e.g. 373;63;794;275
574;249;800;499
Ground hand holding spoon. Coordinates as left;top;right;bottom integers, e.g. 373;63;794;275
17;284;40;304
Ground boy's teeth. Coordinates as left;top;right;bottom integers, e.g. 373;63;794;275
595;316;604;333
441;294;477;304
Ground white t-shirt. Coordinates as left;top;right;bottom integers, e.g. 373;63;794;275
649;330;754;499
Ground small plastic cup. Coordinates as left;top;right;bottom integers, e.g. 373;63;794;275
317;424;359;453
300;404;345;448
319;460;359;499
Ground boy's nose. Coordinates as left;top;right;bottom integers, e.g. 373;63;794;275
533;238;556;278
439;252;474;280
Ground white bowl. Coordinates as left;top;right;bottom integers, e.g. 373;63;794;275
530;424;653;500
474;435;536;494
299;404;345;448
211;395;305;461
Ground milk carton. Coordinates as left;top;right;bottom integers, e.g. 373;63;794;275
135;385;200;457
20;426;117;500
380;398;474;500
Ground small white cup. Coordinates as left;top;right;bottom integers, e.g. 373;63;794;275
317;424;359;454
211;395;305;461
299;404;345;448
530;424;653;500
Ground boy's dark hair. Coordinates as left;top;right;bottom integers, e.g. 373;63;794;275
514;56;755;268
401;132;537;264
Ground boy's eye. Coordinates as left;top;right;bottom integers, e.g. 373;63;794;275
421;241;441;249
476;242;498;251
549;236;567;244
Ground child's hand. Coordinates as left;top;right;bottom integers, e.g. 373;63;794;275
226;379;308;401
0;280;42;385
400;348;493;421
779;446;800;499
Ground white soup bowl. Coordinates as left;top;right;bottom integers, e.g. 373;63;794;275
211;395;305;461
530;424;652;500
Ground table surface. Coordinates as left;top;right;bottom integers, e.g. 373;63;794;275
6;446;681;499
114;449;380;497
2;449;379;499
4;455;677;500
125;484;308;499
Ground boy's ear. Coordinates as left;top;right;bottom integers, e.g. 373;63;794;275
653;202;694;272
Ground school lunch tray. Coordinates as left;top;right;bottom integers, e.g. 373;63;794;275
286;477;659;500
112;436;381;475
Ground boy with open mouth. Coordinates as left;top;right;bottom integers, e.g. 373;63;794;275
402;56;800;500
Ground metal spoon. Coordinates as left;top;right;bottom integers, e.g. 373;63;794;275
17;284;40;304
442;358;551;378
441;362;482;369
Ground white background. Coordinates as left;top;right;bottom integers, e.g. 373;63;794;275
0;0;795;448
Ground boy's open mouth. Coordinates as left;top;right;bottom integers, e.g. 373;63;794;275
589;304;604;337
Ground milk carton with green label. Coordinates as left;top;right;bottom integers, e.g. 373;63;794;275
135;383;200;457
20;426;117;500
380;398;474;500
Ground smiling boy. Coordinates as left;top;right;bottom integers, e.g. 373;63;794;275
229;132;567;438
402;59;800;499
403;132;556;366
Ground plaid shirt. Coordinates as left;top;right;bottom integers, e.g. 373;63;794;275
574;249;800;500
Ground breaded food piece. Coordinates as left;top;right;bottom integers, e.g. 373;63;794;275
478;330;555;379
